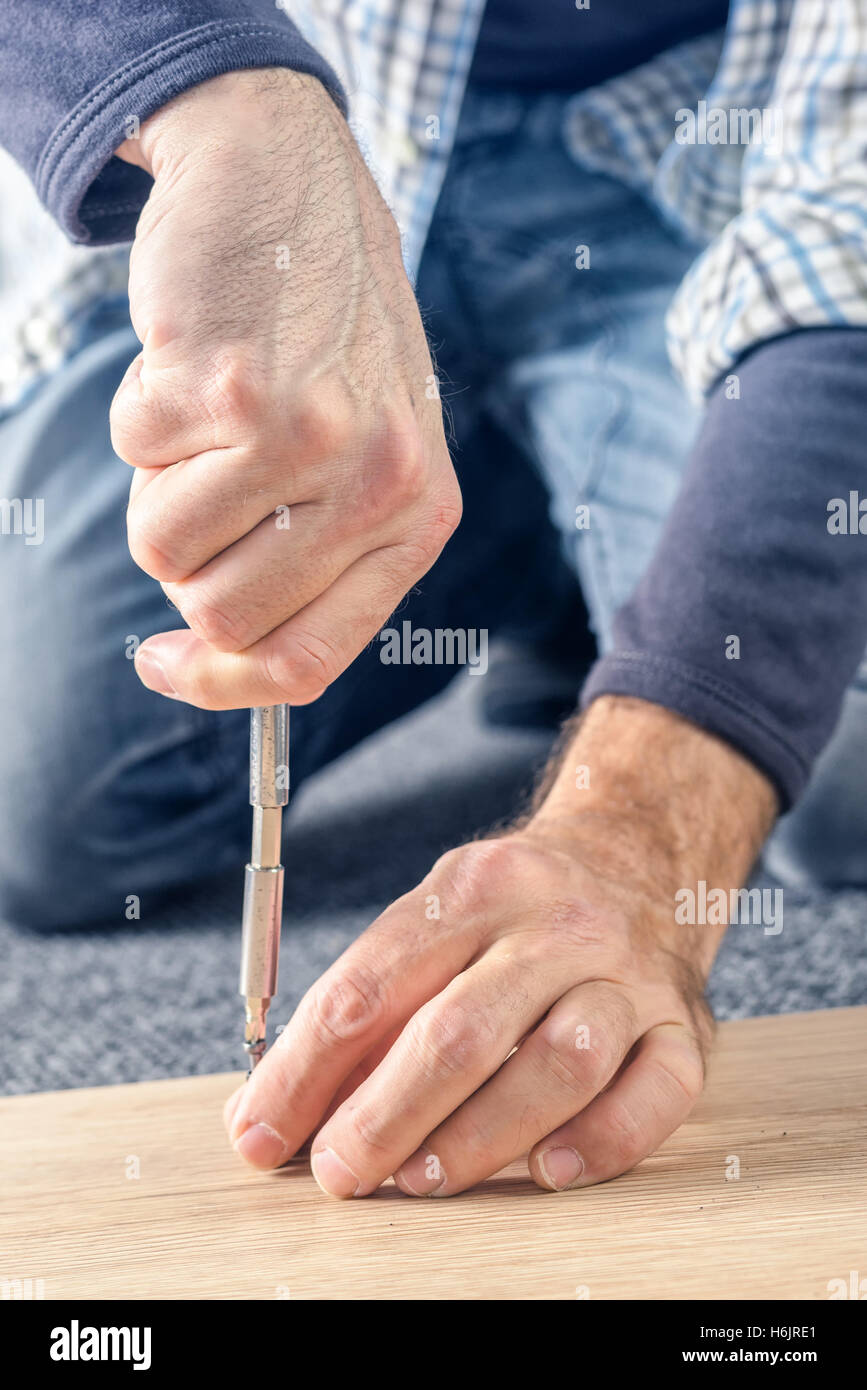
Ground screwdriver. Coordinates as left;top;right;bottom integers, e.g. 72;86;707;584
239;704;288;1072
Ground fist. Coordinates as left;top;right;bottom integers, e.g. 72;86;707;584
111;69;461;708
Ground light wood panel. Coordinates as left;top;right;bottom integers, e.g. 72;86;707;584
1;1007;865;1300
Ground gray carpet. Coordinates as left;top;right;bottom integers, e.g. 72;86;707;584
2;662;865;1095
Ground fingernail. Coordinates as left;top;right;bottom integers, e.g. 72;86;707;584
135;647;179;698
538;1146;584;1191
233;1122;288;1170
310;1147;360;1198
394;1148;446;1197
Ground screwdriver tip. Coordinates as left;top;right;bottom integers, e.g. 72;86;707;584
243;995;269;1072
244;1039;266;1074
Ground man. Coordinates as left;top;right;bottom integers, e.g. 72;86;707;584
0;1;864;1198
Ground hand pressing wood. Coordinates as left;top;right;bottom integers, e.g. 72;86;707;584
0;1007;864;1300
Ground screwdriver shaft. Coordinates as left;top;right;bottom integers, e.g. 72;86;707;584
240;705;288;1071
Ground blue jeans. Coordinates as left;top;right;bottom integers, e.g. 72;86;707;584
1;86;864;928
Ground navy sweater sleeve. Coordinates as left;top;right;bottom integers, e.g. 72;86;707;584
0;1;346;244
581;329;867;810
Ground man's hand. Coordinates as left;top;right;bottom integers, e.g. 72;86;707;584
224;697;778;1195
112;69;460;708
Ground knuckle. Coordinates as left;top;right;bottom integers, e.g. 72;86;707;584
348;412;427;532
407;1001;489;1082
433;838;531;915
110;380;153;465
203;352;267;436
377;536;434;588
394;507;455;576
376;418;428;511
536;1011;621;1095
265;627;343;704
602;1095;648;1169
426;475;463;545
126;500;187;581
111;366;182;466
109;395;142;464
344;1105;395;1161
650;1046;705;1111
258;646;299;703
287;390;354;461
307;964;388;1049
176;583;247;653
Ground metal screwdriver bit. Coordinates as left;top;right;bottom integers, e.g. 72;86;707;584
239;704;288;1072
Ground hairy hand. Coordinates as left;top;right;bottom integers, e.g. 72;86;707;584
224;698;777;1196
112;69;460;708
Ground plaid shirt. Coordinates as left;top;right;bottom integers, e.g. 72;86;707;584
1;0;866;407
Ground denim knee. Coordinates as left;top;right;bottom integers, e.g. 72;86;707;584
0;703;249;930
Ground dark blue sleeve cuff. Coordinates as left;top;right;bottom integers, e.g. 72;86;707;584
580;651;809;808
38;21;347;244
0;3;346;245
579;328;867;811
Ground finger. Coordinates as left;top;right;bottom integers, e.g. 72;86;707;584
133;536;441;708
161;500;370;653
308;943;572;1198
528;1022;705;1191
126;446;297;581
127;462;170;505
222;1020;404;1168
124;404;436;584
223;1085;245;1133
228;886;485;1169
111;341;294;470
222;1019;404;1159
111;356;224;468
317;1022;407;1124
393;982;639;1197
121;379;364;581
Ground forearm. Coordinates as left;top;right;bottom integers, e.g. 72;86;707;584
0;0;344;243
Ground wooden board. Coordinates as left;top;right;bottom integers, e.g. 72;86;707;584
2;1007;865;1300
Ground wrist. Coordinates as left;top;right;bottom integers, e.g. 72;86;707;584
528;695;778;898
115;67;334;178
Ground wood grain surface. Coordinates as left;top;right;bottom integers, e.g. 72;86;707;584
2;1006;865;1300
